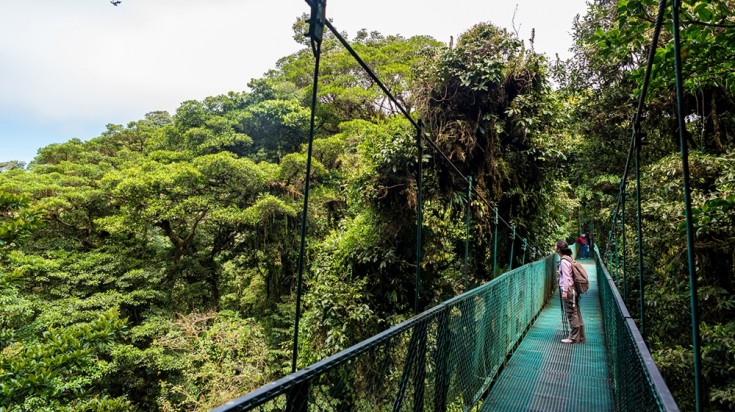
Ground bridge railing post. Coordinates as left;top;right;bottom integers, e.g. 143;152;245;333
508;224;516;270
413;322;428;412
433;305;450;412
286;380;310;412
493;208;499;276
521;238;528;266
392;321;428;411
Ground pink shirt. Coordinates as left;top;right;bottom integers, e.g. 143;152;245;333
558;257;573;293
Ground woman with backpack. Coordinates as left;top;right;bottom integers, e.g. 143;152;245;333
555;240;586;344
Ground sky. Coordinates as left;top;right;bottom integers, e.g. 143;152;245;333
0;0;589;165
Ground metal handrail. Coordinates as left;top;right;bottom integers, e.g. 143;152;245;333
596;246;679;411
212;255;556;411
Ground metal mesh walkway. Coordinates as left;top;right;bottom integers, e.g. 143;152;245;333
481;261;613;411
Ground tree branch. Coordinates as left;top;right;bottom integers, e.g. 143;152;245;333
683;18;735;29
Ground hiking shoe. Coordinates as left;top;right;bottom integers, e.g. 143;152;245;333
561;338;574;344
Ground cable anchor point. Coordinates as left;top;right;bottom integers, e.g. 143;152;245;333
305;0;326;42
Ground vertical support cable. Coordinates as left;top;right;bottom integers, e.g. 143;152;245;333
628;0;666;339
610;230;615;279
622;188;627;302
433;308;450;411
591;220;595;250
291;31;322;374
412;324;427;412
578;208;582;238
613;218;620;283
464;176;472;290
509;224;516;270
493;208;499;276
634;120;646;337
322;17;428;315
415;120;424;315
609;218;616;281
521;238;528;266
673;0;703;408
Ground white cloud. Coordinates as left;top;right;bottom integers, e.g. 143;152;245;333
0;0;302;121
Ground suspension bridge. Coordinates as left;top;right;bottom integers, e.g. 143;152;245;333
212;0;703;409
213;251;677;411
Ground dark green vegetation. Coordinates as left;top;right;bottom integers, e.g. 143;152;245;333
1;1;734;409
561;0;735;410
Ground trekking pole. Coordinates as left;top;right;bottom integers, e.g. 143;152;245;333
559;289;568;336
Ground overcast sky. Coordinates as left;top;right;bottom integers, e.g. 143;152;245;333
0;0;588;164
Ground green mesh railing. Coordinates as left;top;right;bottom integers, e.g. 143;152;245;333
213;254;556;412
596;247;679;411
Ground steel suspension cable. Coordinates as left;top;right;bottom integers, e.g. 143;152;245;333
509;224;516;270
521;238;528;265
672;0;703;408
415;121;424;314
613;213;620;283
493;208;499;275
610;0;667;227
634;125;645;335
605;0;667;338
606;0;702;405
323;20;431;312
464;177;472;290
325;21;419;131
416;122;541;254
325;20;544;260
634;0;667;338
292;36;322;373
326;23;534;249
622;188;627;302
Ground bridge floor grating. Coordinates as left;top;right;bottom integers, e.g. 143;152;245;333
480;260;614;411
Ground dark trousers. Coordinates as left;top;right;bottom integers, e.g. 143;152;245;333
564;291;586;342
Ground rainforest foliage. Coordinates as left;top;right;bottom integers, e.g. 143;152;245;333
561;0;735;409
1;1;734;410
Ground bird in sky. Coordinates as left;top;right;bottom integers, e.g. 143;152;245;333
110;0;121;6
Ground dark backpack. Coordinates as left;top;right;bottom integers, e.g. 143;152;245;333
562;255;589;293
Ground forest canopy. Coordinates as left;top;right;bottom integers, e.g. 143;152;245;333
2;1;734;410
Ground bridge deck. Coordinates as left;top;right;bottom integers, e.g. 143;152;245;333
481;261;614;411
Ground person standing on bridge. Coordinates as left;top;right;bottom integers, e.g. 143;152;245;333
555;240;586;344
581;232;591;259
